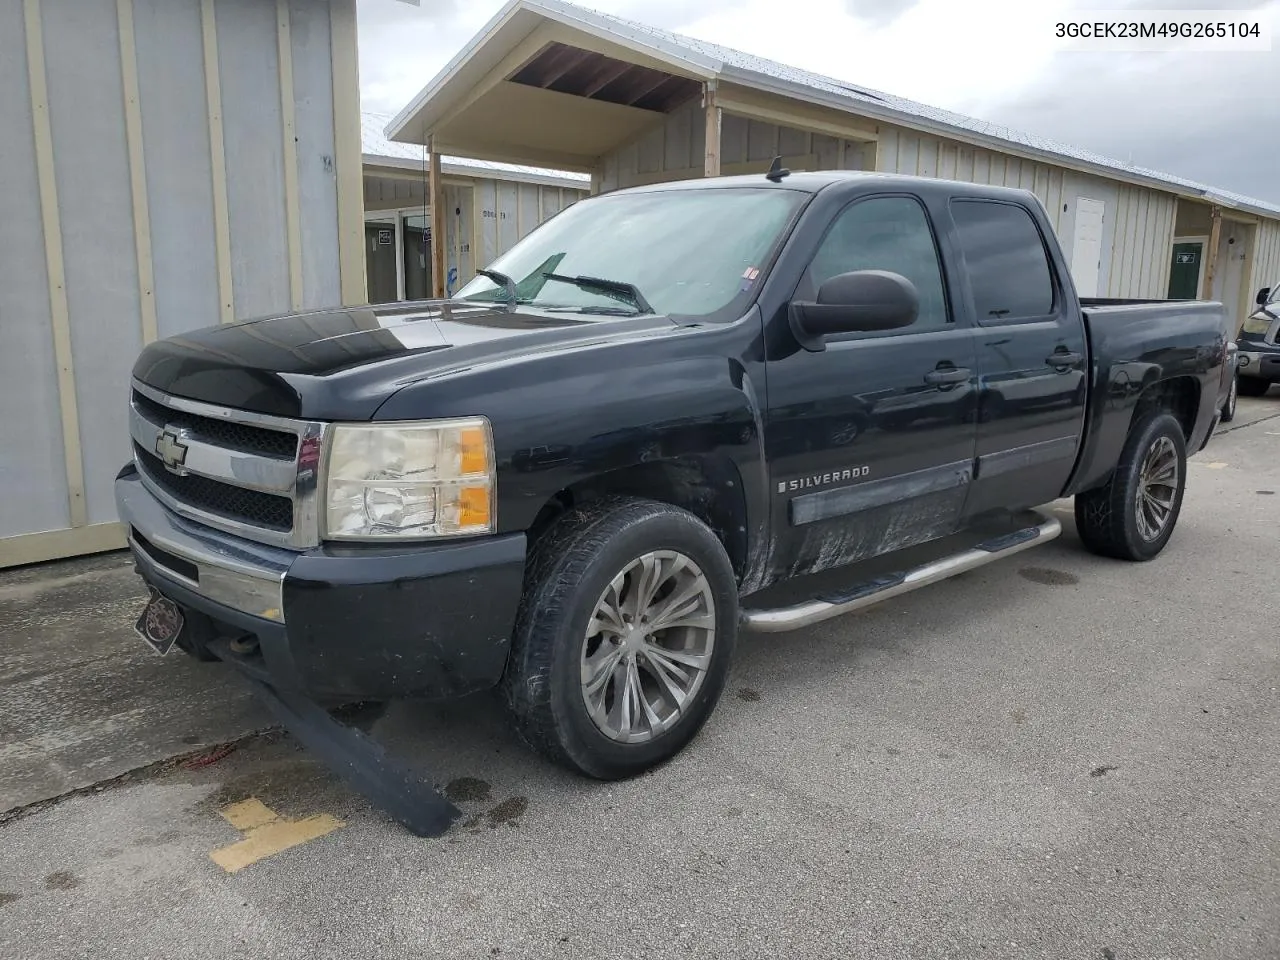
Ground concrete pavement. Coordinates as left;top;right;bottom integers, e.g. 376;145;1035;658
0;397;1277;959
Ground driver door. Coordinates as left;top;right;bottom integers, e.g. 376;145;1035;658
764;194;979;578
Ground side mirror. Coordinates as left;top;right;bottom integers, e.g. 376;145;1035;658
1257;286;1272;306
790;270;919;351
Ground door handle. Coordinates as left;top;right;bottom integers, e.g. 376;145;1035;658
1045;351;1083;369
924;366;971;386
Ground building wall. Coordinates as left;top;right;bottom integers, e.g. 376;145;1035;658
0;0;363;568
598;98;873;192
874;124;1177;299
363;168;588;290
1251;219;1280;309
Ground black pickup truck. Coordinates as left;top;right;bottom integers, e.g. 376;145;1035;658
118;170;1230;786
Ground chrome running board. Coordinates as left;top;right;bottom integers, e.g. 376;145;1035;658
741;510;1062;633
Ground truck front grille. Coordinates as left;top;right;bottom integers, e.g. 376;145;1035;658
131;390;297;459
134;443;295;531
128;380;325;549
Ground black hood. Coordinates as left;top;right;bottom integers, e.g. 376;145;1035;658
132;300;673;419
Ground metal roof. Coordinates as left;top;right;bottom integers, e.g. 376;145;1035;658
361;111;589;189
388;0;1279;220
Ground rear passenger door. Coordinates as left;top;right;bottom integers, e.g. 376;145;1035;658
765;194;978;578
948;198;1088;516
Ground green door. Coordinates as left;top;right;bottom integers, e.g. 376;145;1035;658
1167;242;1202;300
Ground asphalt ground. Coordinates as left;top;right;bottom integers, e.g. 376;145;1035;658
1;395;1278;959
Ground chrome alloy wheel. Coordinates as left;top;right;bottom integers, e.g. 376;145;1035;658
580;550;716;743
1135;435;1179;541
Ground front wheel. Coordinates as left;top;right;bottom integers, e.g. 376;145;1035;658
1237;376;1271;398
1074;412;1187;561
502;498;737;779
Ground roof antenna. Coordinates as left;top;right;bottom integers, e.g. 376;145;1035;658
765;156;790;182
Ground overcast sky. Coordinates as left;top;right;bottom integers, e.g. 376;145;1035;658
356;0;1280;203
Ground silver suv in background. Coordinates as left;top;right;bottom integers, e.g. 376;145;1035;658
1237;283;1280;397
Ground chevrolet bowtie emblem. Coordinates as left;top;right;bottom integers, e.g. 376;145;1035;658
155;427;190;473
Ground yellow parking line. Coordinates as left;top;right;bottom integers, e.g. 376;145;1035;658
210;798;343;873
1198;461;1229;469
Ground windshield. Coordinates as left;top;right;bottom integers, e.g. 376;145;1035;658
454;187;805;318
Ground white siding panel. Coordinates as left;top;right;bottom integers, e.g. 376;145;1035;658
664;101;693;171
874;127;898;173
496;181;519;254
746;119;777;162
289;0;340;308
134;0;220;337
216;0;290;320
938;142;957;180
600;150;619;193
778;126;808;156
917;138;937;178
1250;221;1280;321
517;182;539;237
720;112;747;166
636;122;663;174
813;133;839;170
0;1;70;538
897;134;919;176
457;183;474;286
972;150;990;185
475;179;498;266
44;0;142;526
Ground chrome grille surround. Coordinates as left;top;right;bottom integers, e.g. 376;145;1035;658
129;379;326;549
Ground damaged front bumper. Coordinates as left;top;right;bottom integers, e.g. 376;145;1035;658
114;464;527;702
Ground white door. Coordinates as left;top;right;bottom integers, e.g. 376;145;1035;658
1216;228;1247;329
1069;198;1106;298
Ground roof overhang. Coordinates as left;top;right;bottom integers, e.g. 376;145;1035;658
386;0;1279;220
386;0;716;172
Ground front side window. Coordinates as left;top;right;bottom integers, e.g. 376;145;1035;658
805;196;950;331
454;187;805;319
951;200;1055;322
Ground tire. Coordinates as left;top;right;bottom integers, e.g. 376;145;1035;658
1220;373;1237;422
1074;412;1187;561
1237;377;1271;398
502;497;737;779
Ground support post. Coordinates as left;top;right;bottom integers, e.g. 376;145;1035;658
1204;205;1223;299
703;81;721;178
428;137;446;299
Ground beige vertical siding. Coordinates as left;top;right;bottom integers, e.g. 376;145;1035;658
1;0;361;568
1249;220;1280;312
598;98;875;192
875;123;1182;299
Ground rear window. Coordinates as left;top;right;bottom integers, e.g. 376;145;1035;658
950;200;1055;321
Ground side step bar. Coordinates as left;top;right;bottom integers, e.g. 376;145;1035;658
741;511;1062;633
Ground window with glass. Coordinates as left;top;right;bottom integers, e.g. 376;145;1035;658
950;200;1055;322
803;196;950;331
454;188;805;319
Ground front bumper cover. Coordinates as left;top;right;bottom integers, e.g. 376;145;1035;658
116;466;527;701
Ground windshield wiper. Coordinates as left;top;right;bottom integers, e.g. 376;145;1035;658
541;273;655;315
476;268;517;306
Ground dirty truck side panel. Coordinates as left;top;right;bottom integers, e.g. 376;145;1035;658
1065;300;1228;495
372;317;771;580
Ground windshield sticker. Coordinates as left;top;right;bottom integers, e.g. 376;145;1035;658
740;266;760;291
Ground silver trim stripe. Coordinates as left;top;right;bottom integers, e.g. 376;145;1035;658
130;380;326;550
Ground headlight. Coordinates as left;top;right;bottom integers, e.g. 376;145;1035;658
323;418;494;540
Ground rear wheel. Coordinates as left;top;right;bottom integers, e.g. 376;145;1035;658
502;498;737;779
1074;412;1186;561
1238;377;1271;398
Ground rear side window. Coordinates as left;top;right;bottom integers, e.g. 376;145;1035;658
951;200;1055;321
806;196;949;331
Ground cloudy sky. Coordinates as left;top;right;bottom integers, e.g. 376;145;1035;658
357;0;1280;203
